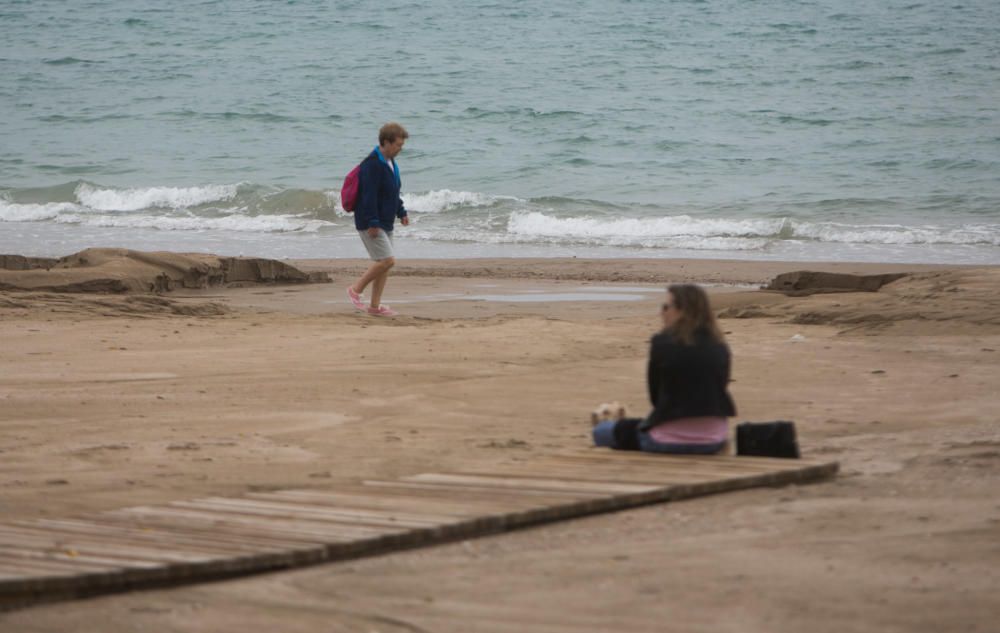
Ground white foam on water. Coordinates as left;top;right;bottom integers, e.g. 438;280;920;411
507;211;787;239
497;211;1000;248
74;182;240;212
56;211;330;233
5;180;999;263
476;211;782;249
791;221;1000;246
407;224;774;251
0;201;83;222
402;189;509;213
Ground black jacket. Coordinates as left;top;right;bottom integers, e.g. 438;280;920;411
639;329;737;431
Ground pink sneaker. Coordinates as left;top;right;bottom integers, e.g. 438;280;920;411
346;286;366;310
366;305;398;317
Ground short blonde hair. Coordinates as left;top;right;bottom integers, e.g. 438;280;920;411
379;122;409;145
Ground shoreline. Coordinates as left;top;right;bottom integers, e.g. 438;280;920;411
291;256;980;286
4;220;999;267
5;249;987;297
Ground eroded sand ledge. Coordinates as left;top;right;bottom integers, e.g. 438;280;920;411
0;248;330;293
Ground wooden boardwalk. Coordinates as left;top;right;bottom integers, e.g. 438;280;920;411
0;452;837;610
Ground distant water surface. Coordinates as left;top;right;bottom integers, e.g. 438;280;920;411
2;0;999;263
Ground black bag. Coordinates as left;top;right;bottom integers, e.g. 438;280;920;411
736;421;800;458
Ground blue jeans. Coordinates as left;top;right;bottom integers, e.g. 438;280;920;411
592;420;727;455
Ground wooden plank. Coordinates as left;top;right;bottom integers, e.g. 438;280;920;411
0;549;122;574
99;508;344;563
105;507;357;545
361;478;608;500
480;457;811;481
84;513;331;571
94;513;327;552
111;506;399;543
249;489;526;518
0;525;169;564
534;456;831;481
167;499;539;551
538;457;732;477
0;570;57;581
358;479;587;506
0;544;157;572
449;464;724;485
26;518;288;554
107;505;450;563
284;485;581;521
167;500;421;536
233;496;476;526
177;497;459;529
0;524;215;565
0;554;118;579
363;479;604;508
12;519;290;558
402;473;663;495
552;451;826;473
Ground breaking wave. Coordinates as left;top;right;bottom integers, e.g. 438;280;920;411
2;182;999;252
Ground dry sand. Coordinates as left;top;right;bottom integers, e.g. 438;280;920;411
1;255;998;632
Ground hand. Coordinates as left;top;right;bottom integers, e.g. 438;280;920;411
400;216;410;226
367;227;381;238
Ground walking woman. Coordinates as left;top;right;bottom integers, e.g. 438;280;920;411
346;122;409;317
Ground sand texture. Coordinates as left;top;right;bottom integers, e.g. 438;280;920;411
1;255;998;632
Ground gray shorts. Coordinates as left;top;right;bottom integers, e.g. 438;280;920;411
358;229;395;261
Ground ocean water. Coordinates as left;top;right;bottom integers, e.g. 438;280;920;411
2;0;999;263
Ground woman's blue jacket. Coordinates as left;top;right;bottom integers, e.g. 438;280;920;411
354;146;407;232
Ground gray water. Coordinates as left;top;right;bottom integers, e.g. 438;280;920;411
3;0;1000;263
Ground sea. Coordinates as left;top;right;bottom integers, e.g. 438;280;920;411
2;0;999;264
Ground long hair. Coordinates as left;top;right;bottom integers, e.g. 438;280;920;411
665;284;725;345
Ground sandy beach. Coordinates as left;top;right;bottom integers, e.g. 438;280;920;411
1;254;998;632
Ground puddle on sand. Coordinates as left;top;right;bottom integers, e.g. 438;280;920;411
325;284;665;305
462;285;662;302
325;283;754;305
328;291;657;304
464;292;650;302
571;285;662;293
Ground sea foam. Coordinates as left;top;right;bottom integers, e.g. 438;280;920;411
507;211;786;239
791;221;1000;246
58;212;329;233
0;201;82;223
74;183;240;212
402;189;506;214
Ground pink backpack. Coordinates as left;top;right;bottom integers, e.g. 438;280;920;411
340;163;361;212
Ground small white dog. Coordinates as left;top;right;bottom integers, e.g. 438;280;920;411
590;401;629;426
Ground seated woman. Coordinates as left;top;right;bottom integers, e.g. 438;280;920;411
593;284;736;454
